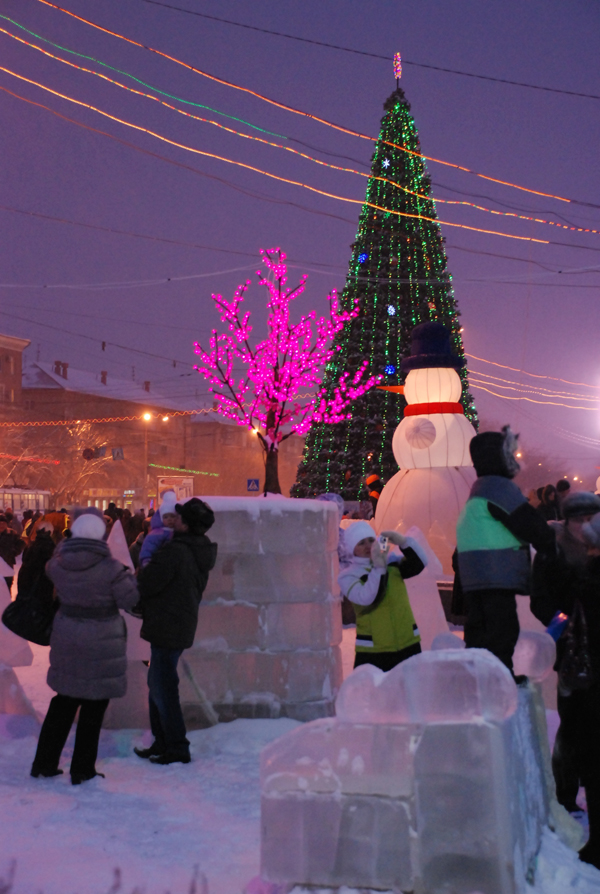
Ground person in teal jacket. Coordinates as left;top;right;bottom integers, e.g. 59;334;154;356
338;522;427;672
456;425;555;673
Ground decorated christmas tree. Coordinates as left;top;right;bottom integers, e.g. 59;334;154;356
293;59;477;500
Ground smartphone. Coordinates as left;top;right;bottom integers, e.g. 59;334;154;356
378;534;389;551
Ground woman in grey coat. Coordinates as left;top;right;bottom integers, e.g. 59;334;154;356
31;511;138;784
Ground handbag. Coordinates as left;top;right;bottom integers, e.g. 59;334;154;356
558;600;594;693
1;575;59;646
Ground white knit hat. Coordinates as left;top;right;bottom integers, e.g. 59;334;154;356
159;491;177;515
344;521;376;556
71;514;106;540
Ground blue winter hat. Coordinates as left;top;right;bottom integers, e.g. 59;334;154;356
401;322;464;372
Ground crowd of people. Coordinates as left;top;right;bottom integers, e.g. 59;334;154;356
1;496;217;785
2;430;600;868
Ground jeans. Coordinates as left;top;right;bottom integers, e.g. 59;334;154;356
148;645;189;756
33;693;109;777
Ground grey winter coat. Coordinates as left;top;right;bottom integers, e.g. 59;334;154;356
45;538;139;700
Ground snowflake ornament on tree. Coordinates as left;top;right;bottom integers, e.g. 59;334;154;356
194;249;381;494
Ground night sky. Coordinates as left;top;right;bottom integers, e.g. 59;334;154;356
1;0;599;484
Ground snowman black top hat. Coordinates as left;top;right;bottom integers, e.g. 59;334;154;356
400;322;465;372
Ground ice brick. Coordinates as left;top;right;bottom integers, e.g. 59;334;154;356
232;552;336;604
261;793;341;884
0;665;37;716
335;664;389;724
287;648;342;702
431;632;466;651
228;651;289;700
183;647;229;703
513;631;556;683
261;791;412;890
124;613;150;661
414;722;513;894
103;659;149;729
202;497;337;555
264;601;339;651
262;718;414;799
257;504;338;555
202;554;236;602
196;602;262;651
332;795;412;890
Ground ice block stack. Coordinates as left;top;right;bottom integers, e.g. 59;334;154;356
182;497;343;722
260;646;554;894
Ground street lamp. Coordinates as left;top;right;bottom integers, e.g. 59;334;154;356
142;413;152;508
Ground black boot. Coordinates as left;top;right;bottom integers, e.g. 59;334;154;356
134;742;164;760
31;765;63;779
71;771;105;785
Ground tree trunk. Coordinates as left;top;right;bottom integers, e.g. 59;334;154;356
263;444;282;495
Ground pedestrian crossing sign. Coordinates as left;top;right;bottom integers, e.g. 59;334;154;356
247;479;259;492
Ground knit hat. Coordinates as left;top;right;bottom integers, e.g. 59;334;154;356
71;514;106;540
72;506;105;521
344;521;376;555
562;491;600;520
469;425;520;479
175;498;215;534
582;514;600;549
159;491;177;516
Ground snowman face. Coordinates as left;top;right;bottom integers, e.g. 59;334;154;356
404;367;462;404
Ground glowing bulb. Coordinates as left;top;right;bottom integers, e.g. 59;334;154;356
387;305;396;316
384;364;396;375
143;412;152;421
162;416;169;422
516;453;522;458
574;476;578;481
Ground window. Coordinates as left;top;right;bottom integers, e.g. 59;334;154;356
8;357;14;376
9;389;14;403
0;385;5;402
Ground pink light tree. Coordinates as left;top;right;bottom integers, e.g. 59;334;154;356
194;248;381;494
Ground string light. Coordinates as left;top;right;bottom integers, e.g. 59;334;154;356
465;353;600;388
469;369;600;402
33;0;590;207
470;383;600;410
0;408;219;428
0;64;552;244
0;453;60;464
148;462;219;476
0;13;289;139
393;52;402;80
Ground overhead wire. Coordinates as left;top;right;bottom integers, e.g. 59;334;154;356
0;65;555;245
31;0;600;209
4;23;600;239
134;0;600;102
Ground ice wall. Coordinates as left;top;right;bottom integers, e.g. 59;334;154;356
181;497;342;722
260;646;555;894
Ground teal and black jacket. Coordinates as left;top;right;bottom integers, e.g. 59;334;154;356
456;475;555;594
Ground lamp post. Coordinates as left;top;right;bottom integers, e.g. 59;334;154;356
142;412;152;508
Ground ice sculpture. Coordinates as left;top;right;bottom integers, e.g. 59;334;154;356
108;498;343;728
260;648;551;893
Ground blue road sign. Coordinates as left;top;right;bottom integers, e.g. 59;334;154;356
247;479;260;492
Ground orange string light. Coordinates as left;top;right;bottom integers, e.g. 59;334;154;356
470;383;600;410
3;24;597;237
0;65;550;244
469;369;600;401
34;0;581;205
465;353;600;388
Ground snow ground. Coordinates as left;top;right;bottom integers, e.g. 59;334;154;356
1;634;600;893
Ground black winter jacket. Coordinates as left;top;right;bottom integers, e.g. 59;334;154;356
18;530;55;602
137;531;217;650
0;529;24;568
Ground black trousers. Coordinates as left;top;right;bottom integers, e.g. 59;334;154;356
554;686;600;847
464;588;520;673
33;694;109;777
354;642;421;673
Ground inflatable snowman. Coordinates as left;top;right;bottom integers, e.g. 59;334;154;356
375;323;477;574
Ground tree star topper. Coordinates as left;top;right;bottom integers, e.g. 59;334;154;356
393;52;402;81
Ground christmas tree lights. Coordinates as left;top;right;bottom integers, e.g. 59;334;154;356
293;76;478;500
194;249;381;494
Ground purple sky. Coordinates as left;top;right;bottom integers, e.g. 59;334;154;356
1;0;599;485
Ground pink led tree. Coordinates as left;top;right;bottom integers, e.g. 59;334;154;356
194;248;381;494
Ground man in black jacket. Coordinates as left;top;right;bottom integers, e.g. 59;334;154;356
135;498;217;765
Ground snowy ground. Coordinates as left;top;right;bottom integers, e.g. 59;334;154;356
1;634;600;893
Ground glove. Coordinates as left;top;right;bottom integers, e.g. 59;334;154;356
380;530;410;549
370;540;388;569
